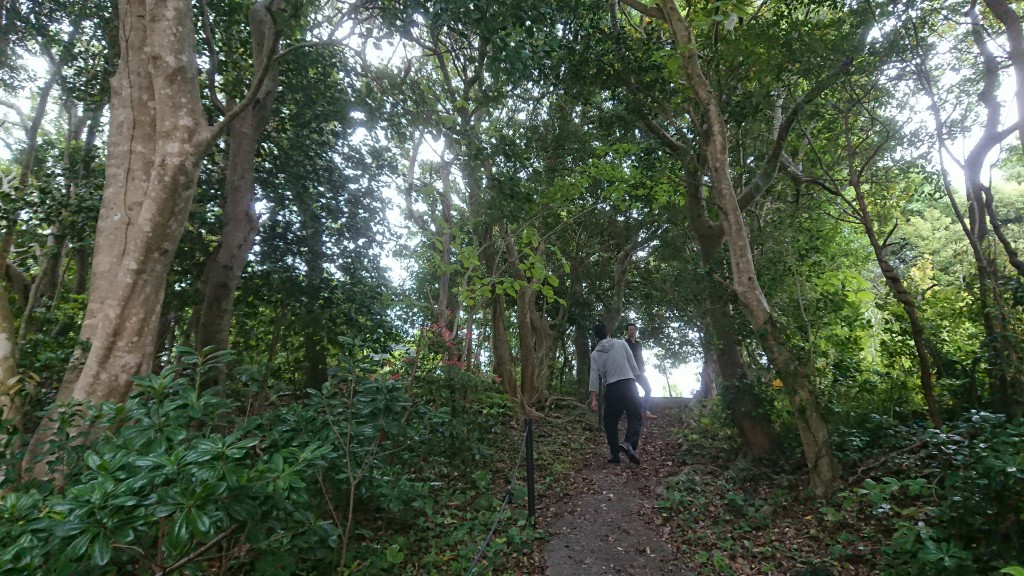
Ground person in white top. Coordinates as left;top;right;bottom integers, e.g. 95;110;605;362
588;322;643;464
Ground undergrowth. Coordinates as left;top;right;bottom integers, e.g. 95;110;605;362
0;344;549;575
657;400;1023;575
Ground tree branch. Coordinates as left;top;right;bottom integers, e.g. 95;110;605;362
197;0;226;116
207;0;283;144
0;99;29;132
154;524;239;576
737;58;854;211
620;0;666;20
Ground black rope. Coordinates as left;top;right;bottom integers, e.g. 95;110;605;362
464;425;530;576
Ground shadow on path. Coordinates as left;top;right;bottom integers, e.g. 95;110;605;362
540;397;692;575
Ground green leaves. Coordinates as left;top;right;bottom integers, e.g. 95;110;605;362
386;543;405;564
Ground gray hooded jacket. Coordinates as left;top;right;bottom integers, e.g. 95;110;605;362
589;338;641;393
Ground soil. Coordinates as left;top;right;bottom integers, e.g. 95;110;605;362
538;397;691;575
528;397;880;576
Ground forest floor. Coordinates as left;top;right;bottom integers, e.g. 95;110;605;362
527;398;880;576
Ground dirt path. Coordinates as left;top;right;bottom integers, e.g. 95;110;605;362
538;398;691;575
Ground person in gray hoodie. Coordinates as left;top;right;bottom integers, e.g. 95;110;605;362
588;322;643;464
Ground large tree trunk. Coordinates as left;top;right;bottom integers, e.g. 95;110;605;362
627;0;845;464
298;193;329;390
503;227;563;406
60;0;210;400
958;4;1024;416
705;286;777;459
685;158;777;458
194;115;265;352
915;23;1014;416
491;292;518;406
23;0;223;478
602;236;639;334
660;0;839;496
983;0;1024;151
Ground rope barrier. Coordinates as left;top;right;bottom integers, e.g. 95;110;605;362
464;424;530;576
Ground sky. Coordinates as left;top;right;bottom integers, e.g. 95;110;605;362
649;355;701;397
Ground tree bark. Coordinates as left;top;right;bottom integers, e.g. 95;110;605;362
603;236;639;333
195;2;282;356
685;152;776;459
63;0;210;395
960;4;1024;415
630;2;849;465
23;0;244;478
659;0;839;496
491;290;518;406
574;322;591;394
193;112;263;353
705;285;777;458
983;0;1024;151
850;179;942;426
697;329;718;400
0;235;19;426
502;226;564;406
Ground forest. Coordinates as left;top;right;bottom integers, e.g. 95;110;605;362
0;0;1023;574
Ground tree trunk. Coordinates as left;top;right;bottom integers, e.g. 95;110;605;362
983;0;1024;151
461;309;475;372
435;150;455;332
686;159;776;458
916;22;1018;416
603;236;639;333
64;0;210;397
574;322;590;394
194;114;264;353
697;329;718;400
959;4;1024;416
23;0;223;478
704;281;776;459
491;293;518;406
0;237;19;425
298;196;328;390
660;0;839;496
851;180;942;426
195;3;282;356
502;224;567;408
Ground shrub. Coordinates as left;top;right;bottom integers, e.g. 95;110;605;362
840;411;1024;574
0;345;529;575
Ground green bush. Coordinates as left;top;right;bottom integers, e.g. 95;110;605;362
840;411;1024;575
0;346;531;575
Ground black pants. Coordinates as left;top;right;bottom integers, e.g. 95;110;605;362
604;378;643;456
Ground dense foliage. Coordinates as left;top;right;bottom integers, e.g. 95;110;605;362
1;0;1023;573
0;344;540;575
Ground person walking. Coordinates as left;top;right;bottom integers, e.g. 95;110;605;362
588;322;643;465
625;322;657;420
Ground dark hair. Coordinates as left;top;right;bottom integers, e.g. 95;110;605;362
627;322;637;329
593;322;609;340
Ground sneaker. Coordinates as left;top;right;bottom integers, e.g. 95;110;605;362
607;455;621;464
642;412;658;420
618;442;641;465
